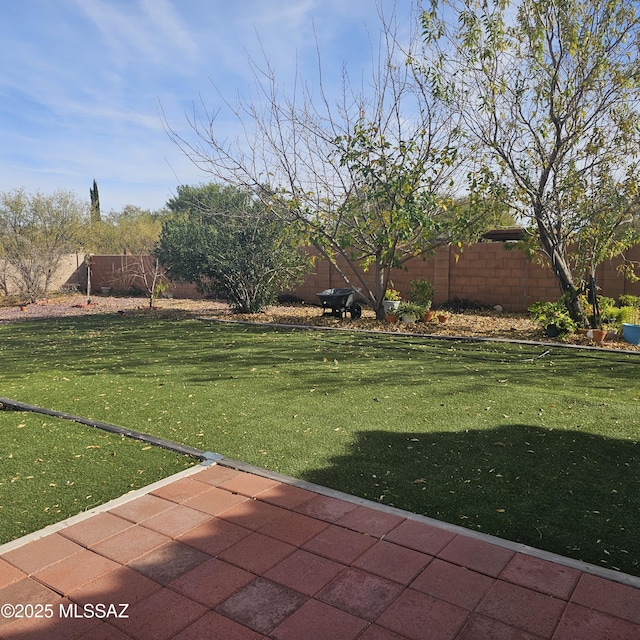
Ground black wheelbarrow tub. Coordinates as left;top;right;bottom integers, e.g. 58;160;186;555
316;288;362;319
317;288;357;306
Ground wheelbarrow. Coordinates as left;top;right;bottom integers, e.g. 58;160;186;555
317;288;363;319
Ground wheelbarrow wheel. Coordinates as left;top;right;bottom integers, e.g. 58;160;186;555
350;304;362;319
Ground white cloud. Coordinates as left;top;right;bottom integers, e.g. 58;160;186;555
71;0;197;69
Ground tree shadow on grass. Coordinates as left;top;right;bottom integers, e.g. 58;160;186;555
301;424;640;577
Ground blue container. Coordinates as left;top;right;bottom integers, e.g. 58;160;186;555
622;323;640;345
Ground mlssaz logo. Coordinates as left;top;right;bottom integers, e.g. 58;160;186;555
59;603;129;619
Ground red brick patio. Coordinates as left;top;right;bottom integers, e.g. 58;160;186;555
1;460;640;639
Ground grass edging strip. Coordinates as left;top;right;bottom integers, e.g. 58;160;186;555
0;396;221;464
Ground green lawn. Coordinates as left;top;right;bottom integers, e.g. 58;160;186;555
1;312;639;575
0;409;195;542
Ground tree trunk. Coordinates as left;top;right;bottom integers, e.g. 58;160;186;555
374;264;386;320
536;222;588;326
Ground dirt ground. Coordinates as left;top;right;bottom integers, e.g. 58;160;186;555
1;292;638;351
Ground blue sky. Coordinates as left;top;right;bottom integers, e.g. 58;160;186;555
0;0;413;213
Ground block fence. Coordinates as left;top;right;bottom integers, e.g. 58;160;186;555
85;254;202;299
81;243;640;312
286;243;640;312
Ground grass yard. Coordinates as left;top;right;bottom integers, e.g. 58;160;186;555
0;409;195;542
1;312;639;575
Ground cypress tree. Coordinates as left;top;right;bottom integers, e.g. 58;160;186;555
89;179;101;223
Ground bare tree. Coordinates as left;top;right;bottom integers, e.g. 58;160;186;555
163;8;483;318
135;255;168;309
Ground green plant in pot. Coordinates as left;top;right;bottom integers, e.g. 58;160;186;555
408;279;435;321
397;301;423;324
408;279;434;307
383;288;401;314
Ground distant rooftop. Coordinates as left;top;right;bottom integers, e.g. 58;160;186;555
481;227;526;242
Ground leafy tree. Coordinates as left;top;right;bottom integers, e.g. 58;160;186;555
156;183;310;313
90;205;164;255
163;13;487;319
422;0;640;324
0;188;88;302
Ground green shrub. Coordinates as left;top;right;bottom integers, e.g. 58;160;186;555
528;301;577;334
619;294;640;308
619;306;640;325
397;302;424;318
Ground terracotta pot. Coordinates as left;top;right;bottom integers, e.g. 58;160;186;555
385;314;397;323
20;305;28;312
423;310;435;322
588;329;607;342
437;314;449;324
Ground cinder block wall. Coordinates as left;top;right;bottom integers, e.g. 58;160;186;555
79;244;640;311
86;255;202;298
287;243;640;311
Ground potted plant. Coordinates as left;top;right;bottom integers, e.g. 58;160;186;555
422;303;435;322
408;279;434;306
383;288;402;314
397;302;423;324
407;279;435;322
436;312;450;324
